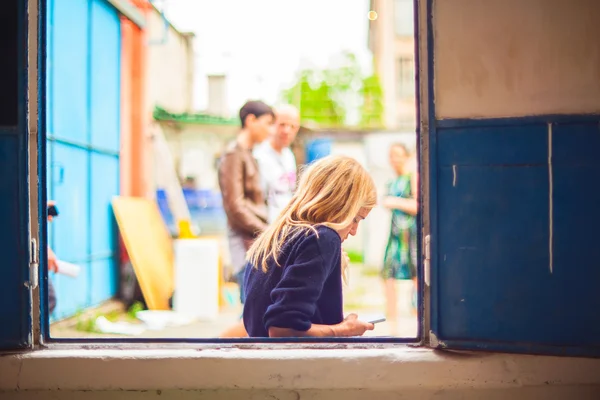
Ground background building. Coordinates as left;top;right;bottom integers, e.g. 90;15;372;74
368;0;416;131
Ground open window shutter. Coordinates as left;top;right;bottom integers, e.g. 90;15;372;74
0;0;33;351
424;0;600;357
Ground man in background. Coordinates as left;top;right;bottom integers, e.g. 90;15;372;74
253;104;300;223
218;100;273;304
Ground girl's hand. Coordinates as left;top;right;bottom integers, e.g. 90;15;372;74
335;313;374;337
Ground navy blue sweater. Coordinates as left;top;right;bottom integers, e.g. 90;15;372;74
243;225;343;337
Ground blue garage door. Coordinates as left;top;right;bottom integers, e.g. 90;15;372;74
47;0;120;320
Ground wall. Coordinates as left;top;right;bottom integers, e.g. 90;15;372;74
394;35;416;129
161;123;237;191
370;0;416;130
144;5;195;198
120;8;148;198
370;0;397;128
146;7;194;114
435;0;600;119
46;0;122;320
1;348;600;399
206;75;228;117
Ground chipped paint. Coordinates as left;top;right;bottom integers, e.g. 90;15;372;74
452;164;457;187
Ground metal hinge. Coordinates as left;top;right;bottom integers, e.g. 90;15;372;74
25;238;39;289
424;234;431;286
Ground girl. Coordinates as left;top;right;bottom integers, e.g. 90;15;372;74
381;143;419;334
243;155;377;337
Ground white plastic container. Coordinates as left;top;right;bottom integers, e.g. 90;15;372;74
173;238;220;321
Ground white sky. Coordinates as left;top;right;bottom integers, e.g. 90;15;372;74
159;0;372;116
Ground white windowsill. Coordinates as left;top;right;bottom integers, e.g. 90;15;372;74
1;345;600;392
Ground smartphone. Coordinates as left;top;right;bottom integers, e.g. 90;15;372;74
367;316;386;324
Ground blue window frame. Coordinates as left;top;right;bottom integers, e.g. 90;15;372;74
1;0;598;358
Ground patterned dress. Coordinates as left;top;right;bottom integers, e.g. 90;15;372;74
382;174;417;281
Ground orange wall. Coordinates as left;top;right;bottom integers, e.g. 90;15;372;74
120;1;150;198
120;18;133;197
120;1;152;263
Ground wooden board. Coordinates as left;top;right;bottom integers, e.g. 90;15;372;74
112;196;174;310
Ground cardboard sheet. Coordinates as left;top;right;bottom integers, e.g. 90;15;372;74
112;196;174;310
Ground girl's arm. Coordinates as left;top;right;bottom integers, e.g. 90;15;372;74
268;313;373;337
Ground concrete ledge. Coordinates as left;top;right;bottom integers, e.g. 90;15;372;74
2;387;600;400
1;347;600;392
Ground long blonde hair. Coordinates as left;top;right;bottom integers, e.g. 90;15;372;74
247;155;377;275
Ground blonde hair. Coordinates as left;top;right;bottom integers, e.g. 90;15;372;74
247;155;377;277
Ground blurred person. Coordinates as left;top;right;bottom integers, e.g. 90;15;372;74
47;200;59;314
243;155;377;337
253;104;300;223
218;100;274;305
381;143;419;335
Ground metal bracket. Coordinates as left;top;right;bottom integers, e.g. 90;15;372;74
424;234;431;286
26;238;39;289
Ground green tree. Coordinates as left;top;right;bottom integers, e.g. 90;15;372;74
281;52;384;130
359;74;385;129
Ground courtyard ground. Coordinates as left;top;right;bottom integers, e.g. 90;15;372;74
50;263;418;339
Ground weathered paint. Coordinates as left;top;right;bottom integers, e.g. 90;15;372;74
434;0;600;119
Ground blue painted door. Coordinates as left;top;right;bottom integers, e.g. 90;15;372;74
432;119;600;356
47;0;120;321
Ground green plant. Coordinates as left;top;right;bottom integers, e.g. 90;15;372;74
345;250;364;264
127;301;145;320
73;302;145;334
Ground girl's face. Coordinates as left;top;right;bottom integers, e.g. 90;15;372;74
336;207;371;242
390;145;408;175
